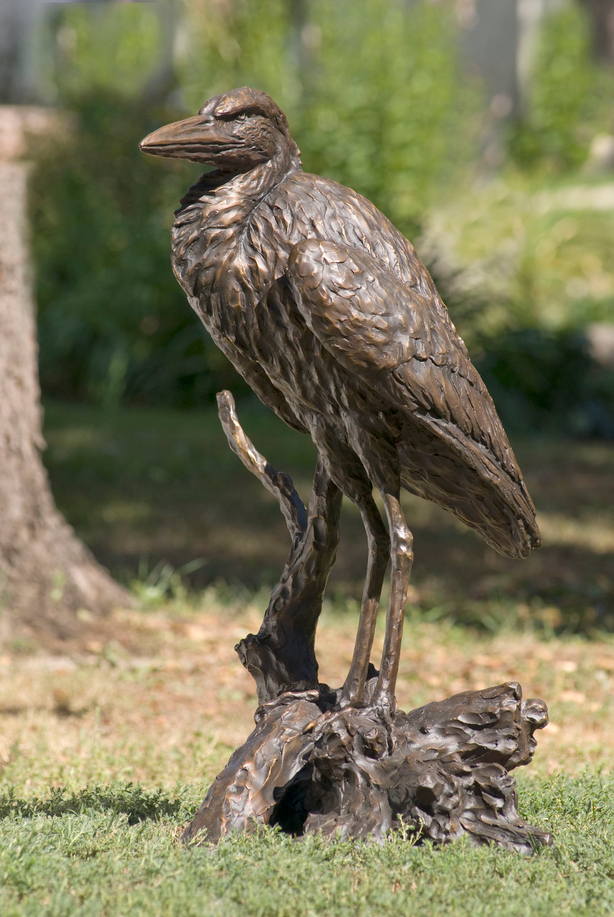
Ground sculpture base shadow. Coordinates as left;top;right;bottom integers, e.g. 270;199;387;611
182;679;551;853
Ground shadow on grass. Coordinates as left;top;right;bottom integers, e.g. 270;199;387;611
43;400;614;631
0;783;191;824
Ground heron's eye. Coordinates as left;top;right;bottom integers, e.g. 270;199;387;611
216;109;257;124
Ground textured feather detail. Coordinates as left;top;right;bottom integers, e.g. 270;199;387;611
287;239;541;558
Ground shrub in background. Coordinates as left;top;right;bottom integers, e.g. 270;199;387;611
178;0;480;234
476;328;614;440
510;4;614;171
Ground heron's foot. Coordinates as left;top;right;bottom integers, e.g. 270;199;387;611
369;696;397;719
338;662;380;709
362;665;397;718
336;691;357;709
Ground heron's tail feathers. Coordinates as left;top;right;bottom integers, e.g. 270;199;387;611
399;421;541;560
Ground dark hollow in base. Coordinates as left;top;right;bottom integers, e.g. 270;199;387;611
182;679;550;853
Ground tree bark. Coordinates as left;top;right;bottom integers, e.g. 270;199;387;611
578;0;614;64
0;107;129;646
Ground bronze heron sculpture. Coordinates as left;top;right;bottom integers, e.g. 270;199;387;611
141;87;540;716
140;87;550;850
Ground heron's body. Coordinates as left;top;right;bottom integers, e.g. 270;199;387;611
172;151;538;559
141;87;541;709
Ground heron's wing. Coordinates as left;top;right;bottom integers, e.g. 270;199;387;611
280;173;470;353
287;239;525;488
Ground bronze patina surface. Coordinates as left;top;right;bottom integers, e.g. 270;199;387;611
141;88;549;851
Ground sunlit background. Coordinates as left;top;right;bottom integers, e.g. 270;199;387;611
1;0;613;631
3;8;614;910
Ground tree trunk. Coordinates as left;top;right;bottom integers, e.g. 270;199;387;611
578;0;614;64
0;106;129;647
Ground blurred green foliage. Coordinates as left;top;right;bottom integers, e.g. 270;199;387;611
29;0;614;437
477;328;614;439
510;4;614;171
177;0;479;232
421;179;614;339
421;174;614;437
47;1;163;98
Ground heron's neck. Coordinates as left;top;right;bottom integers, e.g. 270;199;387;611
172;145;299;292
177;145;297;227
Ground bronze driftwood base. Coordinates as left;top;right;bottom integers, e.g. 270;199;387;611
183;679;549;851
182;394;550;853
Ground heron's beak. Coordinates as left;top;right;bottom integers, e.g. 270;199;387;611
139;115;229;164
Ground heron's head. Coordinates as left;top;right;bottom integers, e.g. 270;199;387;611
140;87;300;172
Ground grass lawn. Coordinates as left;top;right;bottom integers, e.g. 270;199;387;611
1;605;614;917
0;401;612;915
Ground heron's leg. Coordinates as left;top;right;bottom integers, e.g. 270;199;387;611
340;494;390;706
372;490;414;712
